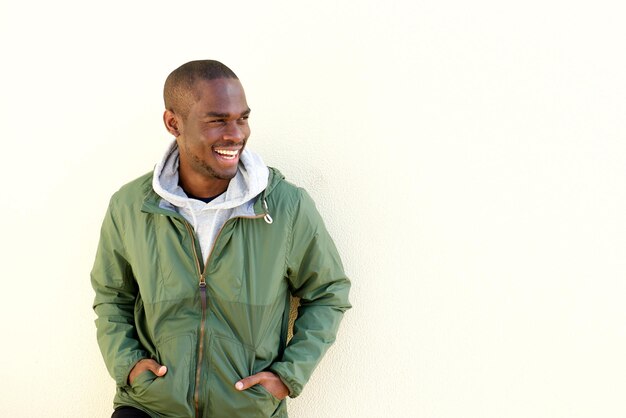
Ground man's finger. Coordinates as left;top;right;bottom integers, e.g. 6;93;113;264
143;359;167;377
150;363;168;377
129;359;167;385
152;366;167;377
235;373;262;391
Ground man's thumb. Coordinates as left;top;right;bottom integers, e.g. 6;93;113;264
151;363;167;377
235;374;261;391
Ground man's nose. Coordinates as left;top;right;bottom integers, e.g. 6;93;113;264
223;121;245;141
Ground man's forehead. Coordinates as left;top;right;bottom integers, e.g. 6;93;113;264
192;78;245;100
186;78;249;117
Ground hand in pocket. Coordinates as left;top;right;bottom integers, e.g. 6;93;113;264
129;359;168;385
235;371;289;400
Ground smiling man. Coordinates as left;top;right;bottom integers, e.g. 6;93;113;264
91;60;351;418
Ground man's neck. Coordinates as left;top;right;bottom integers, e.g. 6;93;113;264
178;172;230;199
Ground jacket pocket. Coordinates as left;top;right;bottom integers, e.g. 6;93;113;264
207;335;281;418
129;333;196;418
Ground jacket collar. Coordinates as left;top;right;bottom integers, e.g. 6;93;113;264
142;166;285;217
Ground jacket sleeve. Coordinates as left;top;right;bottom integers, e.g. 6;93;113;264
91;196;147;388
269;188;352;397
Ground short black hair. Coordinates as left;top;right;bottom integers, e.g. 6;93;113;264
163;60;239;116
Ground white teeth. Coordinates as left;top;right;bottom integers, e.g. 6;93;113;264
215;149;239;157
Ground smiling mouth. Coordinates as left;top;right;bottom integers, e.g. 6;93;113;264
213;148;240;160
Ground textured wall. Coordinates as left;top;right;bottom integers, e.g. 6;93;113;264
1;1;626;417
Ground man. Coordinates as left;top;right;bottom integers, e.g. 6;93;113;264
91;60;351;418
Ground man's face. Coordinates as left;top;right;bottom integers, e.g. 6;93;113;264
172;78;251;182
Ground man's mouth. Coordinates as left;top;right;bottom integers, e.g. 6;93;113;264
213;148;240;160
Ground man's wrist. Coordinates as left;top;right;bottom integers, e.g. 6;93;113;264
120;353;149;387
268;366;295;398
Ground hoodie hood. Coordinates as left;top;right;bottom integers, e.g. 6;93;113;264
152;140;269;213
151;140;269;260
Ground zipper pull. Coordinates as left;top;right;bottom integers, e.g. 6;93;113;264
199;274;206;288
262;199;273;224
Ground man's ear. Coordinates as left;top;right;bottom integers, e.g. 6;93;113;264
163;110;182;137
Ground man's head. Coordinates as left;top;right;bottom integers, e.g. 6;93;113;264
162;60;251;193
163;60;239;117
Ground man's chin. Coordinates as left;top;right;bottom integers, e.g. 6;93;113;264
212;168;238;181
197;162;238;181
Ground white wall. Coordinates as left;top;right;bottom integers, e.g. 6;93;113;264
1;1;625;417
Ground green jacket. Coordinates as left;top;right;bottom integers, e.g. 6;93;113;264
91;167;351;418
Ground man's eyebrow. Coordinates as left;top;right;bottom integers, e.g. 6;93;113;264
204;108;251;118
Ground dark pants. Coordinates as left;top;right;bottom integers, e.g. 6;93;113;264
112;406;151;418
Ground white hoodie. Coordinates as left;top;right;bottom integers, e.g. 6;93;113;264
152;140;269;262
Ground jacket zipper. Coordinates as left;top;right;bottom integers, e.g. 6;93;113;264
183;209;269;418
183;221;207;418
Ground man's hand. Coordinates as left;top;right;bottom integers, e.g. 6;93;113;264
128;359;168;385
235;371;289;400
